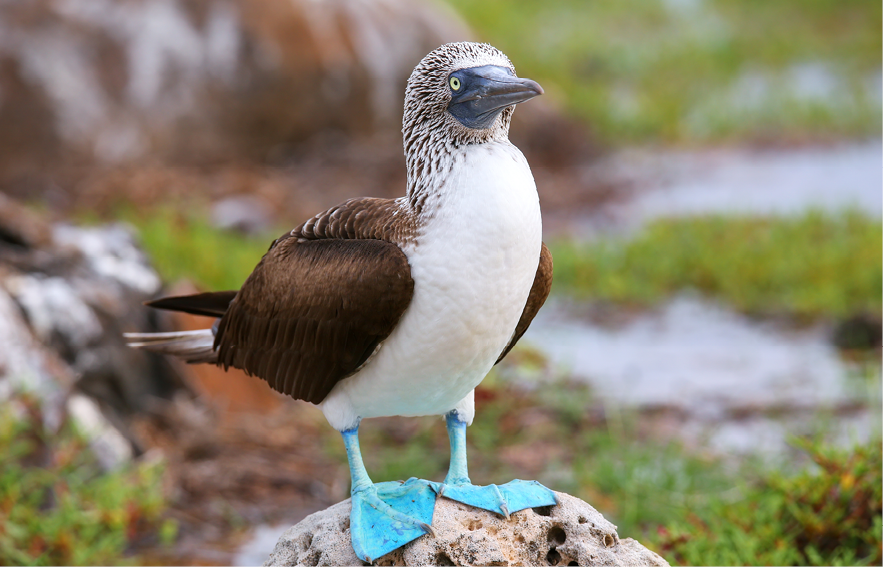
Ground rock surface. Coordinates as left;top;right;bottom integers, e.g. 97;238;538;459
264;491;669;566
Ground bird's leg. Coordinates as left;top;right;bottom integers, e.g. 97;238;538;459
341;425;437;563
443;410;471;485
431;410;558;519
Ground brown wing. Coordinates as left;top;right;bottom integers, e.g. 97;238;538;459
214;234;414;404
206;197;417;405
495;242;553;364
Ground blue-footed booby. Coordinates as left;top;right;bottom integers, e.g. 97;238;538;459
126;42;556;562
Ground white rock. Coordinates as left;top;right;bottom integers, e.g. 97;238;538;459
264;491;669;567
67;393;134;469
53;223;162;298
6;273;104;348
0;286;73;432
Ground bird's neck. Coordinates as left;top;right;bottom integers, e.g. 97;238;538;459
402;109;515;215
404;135;513;216
404;132;456;215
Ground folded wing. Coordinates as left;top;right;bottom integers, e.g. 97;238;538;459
214;234;414;404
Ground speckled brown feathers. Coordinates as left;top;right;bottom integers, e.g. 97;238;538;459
294;197;417;244
496;242;553;365
402;43;517;213
214;232;414;404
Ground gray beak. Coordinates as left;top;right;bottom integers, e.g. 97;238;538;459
448;65;544;130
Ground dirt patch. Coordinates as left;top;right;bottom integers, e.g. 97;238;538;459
132;395;346;564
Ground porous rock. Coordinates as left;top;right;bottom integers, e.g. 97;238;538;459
264;491;669;566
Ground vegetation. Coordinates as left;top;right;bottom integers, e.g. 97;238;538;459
0;394;175;566
655;438;882;566
123;208;276;293
444;0;882;144
551;211;882;319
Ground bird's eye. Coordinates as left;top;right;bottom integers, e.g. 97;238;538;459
449;76;461;91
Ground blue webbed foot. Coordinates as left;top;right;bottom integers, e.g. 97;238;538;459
349;477;437;563
435;410;557;518
341;425;438;563
429;478;557;518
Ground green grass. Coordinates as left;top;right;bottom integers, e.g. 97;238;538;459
0;394;175;565
655;437;882;566
444;0;882;144
551;211;882;319
122;209;278;292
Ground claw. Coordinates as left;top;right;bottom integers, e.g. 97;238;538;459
421;522;437;538
500;502;510;520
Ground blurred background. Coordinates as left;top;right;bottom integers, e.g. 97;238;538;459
0;0;879;565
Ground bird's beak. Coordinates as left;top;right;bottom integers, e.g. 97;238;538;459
462;66;544;110
448;65;544;129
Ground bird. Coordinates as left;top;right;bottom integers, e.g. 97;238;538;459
125;41;556;562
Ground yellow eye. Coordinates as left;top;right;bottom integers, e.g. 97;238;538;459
450;76;461;90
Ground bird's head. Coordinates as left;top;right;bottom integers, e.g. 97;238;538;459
403;42;543;148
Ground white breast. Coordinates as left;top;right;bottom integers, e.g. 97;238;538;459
321;141;542;431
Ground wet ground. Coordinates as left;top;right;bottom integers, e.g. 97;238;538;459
558;140;882;237
524;296;879;456
615;141;881;220
531;139;882;455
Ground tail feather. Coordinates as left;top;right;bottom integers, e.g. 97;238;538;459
124;329;217;364
145;290;237;318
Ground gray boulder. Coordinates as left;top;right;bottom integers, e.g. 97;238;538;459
264;491;669;566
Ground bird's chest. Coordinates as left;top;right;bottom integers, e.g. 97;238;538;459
406;143;542;365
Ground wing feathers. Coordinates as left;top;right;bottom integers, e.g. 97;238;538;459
124;329;217;364
215;237;414;404
145;291;237;318
131;198;415;405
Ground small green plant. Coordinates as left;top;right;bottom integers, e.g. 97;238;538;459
654;438;882;566
0;394;175;566
551;211;882;319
